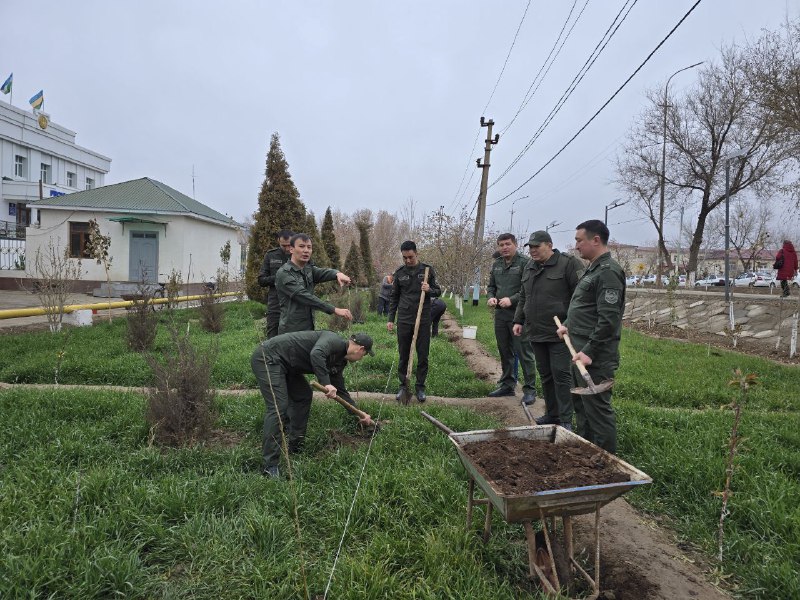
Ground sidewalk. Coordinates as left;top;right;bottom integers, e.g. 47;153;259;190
0;289;128;331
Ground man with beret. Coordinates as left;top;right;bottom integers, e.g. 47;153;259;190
513;230;583;429
486;233;537;403
251;330;375;478
556;219;626;453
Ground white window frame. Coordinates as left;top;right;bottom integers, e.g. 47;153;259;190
14;155;26;178
40;163;52;184
67;171;76;187
85;177;95;190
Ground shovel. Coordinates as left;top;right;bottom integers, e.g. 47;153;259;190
311;381;377;428
553;316;614;396
398;267;430;405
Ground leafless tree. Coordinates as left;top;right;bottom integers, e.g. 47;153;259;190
616;44;796;277
707;194;773;272
24;238;84;333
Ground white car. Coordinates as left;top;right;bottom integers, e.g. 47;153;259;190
767;273;800;289
750;272;776;287
625;275;640;286
733;272;757;287
695;275;726;287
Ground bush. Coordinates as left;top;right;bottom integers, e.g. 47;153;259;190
145;328;217;446
125;294;157;352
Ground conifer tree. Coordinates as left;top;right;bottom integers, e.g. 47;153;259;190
245;133;307;301
356;219;376;286
321;207;341;270
304;211;330;268
343;240;363;286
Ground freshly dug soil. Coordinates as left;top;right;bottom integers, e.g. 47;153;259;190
461;437;630;494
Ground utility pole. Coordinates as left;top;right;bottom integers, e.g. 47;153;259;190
472;117;499;306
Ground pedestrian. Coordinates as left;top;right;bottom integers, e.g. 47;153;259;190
555;219;625;454
387;241;441;402
377;274;393;316
257;229;293;338
774;240;798;298
430;297;446;337
513;230;584;429
251;330;375;478
486;233;537;403
275;233;353;335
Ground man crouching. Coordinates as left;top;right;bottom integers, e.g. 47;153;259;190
251;330;375;478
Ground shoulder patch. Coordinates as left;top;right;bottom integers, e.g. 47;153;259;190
604;289;620;304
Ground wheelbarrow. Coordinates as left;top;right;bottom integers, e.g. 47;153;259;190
421;413;652;599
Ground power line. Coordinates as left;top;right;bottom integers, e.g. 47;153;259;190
492;0;638;186
490;0;704;207
448;0;532;213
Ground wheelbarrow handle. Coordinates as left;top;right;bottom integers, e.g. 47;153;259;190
553;316;591;378
421;411;455;435
311;380;371;421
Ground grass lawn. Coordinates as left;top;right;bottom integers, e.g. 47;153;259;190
1;388;539;599
0;300;493;398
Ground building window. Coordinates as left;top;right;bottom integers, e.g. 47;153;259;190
14;155;26;178
69;222;91;258
85;177;95;190
67;171;76;187
40;163;52;184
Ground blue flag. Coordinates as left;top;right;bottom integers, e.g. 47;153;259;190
0;73;11;95
29;90;43;110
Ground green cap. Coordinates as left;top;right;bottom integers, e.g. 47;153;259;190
350;333;375;356
524;230;553;247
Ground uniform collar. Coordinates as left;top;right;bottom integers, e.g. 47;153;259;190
587;251;611;271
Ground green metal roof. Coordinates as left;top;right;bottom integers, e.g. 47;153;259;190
30;177;237;227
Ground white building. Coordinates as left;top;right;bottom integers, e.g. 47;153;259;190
0;102;111;232
25;177;242;293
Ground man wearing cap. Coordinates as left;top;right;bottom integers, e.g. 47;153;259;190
486;233;537;402
513;230;584;429
257;229;294;338
276;233;353;335
556;219;625;454
251;329;375;478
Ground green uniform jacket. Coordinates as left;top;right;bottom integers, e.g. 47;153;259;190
487;253;529;323
275;261;340;334
257;246;291;309
388;262;441;325
263;330;354;404
564;251;626;364
513;249;583;342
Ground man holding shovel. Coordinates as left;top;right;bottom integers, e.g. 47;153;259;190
251;330;375;478
387;240;441;402
556;219;625;454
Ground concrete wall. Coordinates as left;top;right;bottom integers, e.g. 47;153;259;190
625;288;800;354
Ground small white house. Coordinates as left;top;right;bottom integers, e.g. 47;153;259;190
25;177;242;293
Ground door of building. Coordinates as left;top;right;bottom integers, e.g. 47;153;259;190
129;231;158;283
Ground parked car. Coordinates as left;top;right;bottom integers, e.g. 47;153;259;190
641;274;670;285
625;275;641;286
733;272;757;287
768;272;800;289
695;275;726;287
750;271;776;287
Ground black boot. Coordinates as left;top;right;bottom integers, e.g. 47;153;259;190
395;387;408;402
415;386;427;403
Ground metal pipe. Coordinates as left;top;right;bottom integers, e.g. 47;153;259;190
420;411;454;435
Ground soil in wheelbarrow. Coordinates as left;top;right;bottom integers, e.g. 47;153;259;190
461;437;630;494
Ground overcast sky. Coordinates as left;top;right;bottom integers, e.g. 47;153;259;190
2;0;797;250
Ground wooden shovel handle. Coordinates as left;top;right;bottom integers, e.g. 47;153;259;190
553;316;591;378
405;267;430;382
311;380;370;421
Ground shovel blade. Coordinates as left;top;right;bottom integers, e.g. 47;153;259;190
397;387;413;405
570;378;614;396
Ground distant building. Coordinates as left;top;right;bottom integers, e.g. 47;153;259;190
608;241;776;276
0;102;111;273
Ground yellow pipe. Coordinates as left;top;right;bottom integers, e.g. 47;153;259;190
0;292;239;320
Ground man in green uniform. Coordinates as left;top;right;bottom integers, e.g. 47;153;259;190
556;219;625;454
487;233;537;403
387;240;441;402
275;233;352;335
251;330;375;477
258;229;294;338
513;230;583;429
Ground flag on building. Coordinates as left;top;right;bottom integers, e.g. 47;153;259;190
0;73;11;95
29;90;44;110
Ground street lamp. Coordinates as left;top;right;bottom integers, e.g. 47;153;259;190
723;149;749;302
604;199;627;225
545;220;561;232
509;195;529;232
657;61;704;289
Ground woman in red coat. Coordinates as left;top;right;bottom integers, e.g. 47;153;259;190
775;240;799;297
